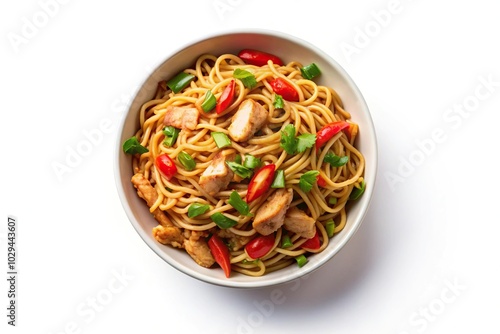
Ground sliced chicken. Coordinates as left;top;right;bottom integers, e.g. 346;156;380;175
163;105;200;130
217;229;252;251
199;152;234;196
131;173;174;227
253;188;293;235
183;231;215;268
132;173;214;267
284;207;316;239
228;99;268;142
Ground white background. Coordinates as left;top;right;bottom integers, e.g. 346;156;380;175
2;0;499;333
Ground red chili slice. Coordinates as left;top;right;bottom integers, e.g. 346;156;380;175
269;78;299;102
315;121;350;151
245;234;276;259
216;79;235;114
155;154;177;180
246;164;276;202
301;229;321;250
208;234;231;278
238;49;284;67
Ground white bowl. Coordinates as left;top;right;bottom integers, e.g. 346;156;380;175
114;29;377;288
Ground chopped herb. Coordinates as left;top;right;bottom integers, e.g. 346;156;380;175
226;161;253;179
210;212;238;229
188;203;210;218
123;136;149;155
243;154;261;169
162;126;180;147
234;154;242;164
299;170;320;192
271;170;285;188
300;63;322;80
201;90;216;112
280;124;315;154
296;133;316;153
233;68;257;89
211;132;231;148
177;151;196;171
324;152;349;167
228;191;252;216
273;94;284;109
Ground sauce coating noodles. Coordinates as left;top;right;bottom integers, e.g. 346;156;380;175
128;52;365;277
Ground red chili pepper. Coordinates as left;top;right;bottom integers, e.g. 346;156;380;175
315;121;350;151
155;154;177;180
208;234;231;278
301;229;321;250
245;234;276;259
238;49;284;67
216;79;235;114
317;175;327;188
246;164;276;202
269;78;299;102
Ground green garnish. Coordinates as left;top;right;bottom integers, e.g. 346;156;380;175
123;136;149;155
299;170;320;192
349;180;366;200
177;151;196;171
300;63;321;80
271;170;285;188
211;132;231;148
295;254;308;268
162;126;180;147
227;191;252;216
226;161;253;179
243;154;261;169
187;203;210;218
281;234;293;248
201;90;216;112
325;219;336;238
233;68;257;89
328;197;338;205
273;94;284;109
280;124;316;154
210;212;238;229
324;152;349;167
166;71;195;93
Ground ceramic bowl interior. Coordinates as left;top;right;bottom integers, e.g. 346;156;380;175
115;30;377;288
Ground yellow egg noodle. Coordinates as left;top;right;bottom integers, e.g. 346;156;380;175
127;52;365;277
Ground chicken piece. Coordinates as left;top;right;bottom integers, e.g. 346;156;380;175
198;152;234;196
228;99;268;142
253;188;293;235
131;173;175;227
163;105;200;130
183;231;215;268
217;229;252;251
153;225;185;248
284;207;316;239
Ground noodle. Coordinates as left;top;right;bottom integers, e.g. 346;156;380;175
127;52;365;277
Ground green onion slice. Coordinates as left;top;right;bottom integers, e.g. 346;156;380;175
271;170;285;188
210;212;238;229
177;151;196;171
226;161;253;179
300;63;321;80
211;132;231;148
188;203;210;218
227;191;252;216
325;219;336;238
243;154;261;169
281;234;293;248
295;254;308;268
123;136;149;155
349;180;366;200
162;126;180;147
166;71;195;93
201;90;216;112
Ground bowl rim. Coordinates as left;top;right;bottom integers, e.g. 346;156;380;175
113;28;378;288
